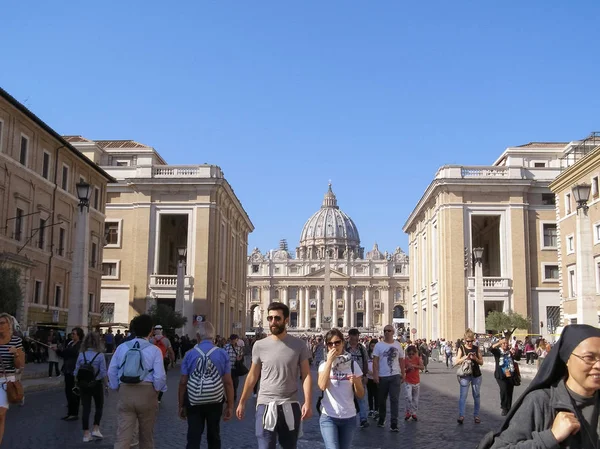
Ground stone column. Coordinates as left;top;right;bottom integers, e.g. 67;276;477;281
576;208;597;325
365;287;372;330
298;287;304;328
332;287;338;328
343;287;350;328
382;286;390;327
350;287;356;327
67;205;90;332
316;287;322;329
305;286;311;329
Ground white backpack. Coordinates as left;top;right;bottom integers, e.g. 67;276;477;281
187;347;224;406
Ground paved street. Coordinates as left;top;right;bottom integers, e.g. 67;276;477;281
5;361;530;449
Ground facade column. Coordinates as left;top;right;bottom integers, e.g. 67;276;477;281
298;287;305;328
350;287;356;327
332;287;338;328
67;205;90;332
576;207;597;325
282;287;288;306
365;287;372;330
343;287;350;328
305;286;311;329
382;286;390;327
316;287;322;329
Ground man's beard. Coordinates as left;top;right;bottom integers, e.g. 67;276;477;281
270;323;286;335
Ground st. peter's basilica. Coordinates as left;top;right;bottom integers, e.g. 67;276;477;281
246;184;410;334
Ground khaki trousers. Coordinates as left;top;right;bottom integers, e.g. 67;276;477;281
114;383;158;449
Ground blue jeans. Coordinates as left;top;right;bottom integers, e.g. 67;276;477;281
320;414;356;449
357;388;368;422
458;375;482;417
256;403;301;449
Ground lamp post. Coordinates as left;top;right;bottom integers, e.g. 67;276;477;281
473;247;486;334
572;183;596;325
67;182;92;332
175;246;187;334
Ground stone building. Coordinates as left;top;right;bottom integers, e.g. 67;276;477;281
403;142;566;341
247;184;409;334
0;87;113;330
66;136;253;337
549;132;600;326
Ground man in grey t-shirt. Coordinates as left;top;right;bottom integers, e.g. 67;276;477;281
237;302;312;449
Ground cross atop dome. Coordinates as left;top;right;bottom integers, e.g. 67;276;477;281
322;182;338;209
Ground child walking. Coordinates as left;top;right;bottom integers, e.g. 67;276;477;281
404;345;423;421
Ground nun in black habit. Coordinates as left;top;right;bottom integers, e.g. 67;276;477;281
479;324;600;449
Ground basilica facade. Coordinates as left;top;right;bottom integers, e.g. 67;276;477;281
246;185;410;334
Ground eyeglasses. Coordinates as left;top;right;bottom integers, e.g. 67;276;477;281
384;329;394;333
572;353;600;366
326;340;343;347
465;340;474;343
266;316;283;322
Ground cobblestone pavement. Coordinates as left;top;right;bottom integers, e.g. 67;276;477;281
5;360;530;449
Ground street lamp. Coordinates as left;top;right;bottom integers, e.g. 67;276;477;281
175;246;187;334
473;247;485;335
473;247;484;265
573;183;591;212
76;182;92;211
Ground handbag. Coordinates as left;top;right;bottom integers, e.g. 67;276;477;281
456;346;473;377
233;359;249;377
512;362;521;386
1;352;24;404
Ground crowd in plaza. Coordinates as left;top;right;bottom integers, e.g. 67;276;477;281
0;306;599;449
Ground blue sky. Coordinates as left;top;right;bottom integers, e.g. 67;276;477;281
2;1;599;254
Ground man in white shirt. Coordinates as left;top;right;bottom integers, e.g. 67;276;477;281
108;314;167;449
373;325;405;432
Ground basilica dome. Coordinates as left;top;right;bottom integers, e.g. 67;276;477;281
297;184;362;259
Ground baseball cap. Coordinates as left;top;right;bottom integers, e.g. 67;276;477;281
154;325;163;330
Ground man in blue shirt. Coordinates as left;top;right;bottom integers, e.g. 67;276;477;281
178;321;234;449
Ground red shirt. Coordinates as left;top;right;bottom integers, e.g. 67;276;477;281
405;355;421;384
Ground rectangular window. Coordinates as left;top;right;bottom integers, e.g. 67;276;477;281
38;219;46;250
34;280;43;304
595;223;600;245
104;221;120;246
534;162;546;168
93;187;100;210
42;152;50;180
567;235;575;254
543;264;559;281
395;266;402;274
54;285;62;307
115;161;129;167
568;267;577;298
100;303;114;322
565;193;572;215
542;223;557;248
541;193;556;205
61;165;69;191
593;177;599;199
19;136;28;165
252;264;259;273
102;262;118;278
90;242;97;268
58;227;66;256
88;293;94;313
14;208;24;241
220;223;226;280
0;120;3;152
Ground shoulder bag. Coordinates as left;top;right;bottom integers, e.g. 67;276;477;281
1;352;24;404
456;345;473;377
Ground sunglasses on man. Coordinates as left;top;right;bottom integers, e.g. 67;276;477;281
267;316;283;322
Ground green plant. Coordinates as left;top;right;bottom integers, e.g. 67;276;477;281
0;267;23;317
485;311;530;339
147;304;187;331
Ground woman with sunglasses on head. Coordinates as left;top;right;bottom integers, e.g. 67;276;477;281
0;313;24;446
456;328;484;424
318;329;365;449
479;324;600;449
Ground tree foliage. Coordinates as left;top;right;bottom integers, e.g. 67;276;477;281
0;267;23;317
147;304;187;331
486;311;530;338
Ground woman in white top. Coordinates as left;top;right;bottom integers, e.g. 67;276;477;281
318;329;365;449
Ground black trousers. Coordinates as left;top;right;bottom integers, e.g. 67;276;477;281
64;374;80;416
186;402;223;449
367;379;379;411
48;361;60;377
81;383;104;431
158;358;169;402
232;375;239;402
496;377;515;412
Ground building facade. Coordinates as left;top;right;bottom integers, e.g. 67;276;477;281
549;133;600;326
247;185;409;334
403;142;567;341
0;88;113;331
66;137;254;337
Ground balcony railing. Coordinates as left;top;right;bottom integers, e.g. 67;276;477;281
467;277;511;289
149;275;194;289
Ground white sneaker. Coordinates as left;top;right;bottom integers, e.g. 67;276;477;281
83;435;92;443
130;441;139;447
91;430;103;439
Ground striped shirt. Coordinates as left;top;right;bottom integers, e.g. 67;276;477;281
0;336;23;375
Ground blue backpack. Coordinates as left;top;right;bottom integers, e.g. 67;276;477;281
118;340;154;384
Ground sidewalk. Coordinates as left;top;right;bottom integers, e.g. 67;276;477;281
480;356;539;379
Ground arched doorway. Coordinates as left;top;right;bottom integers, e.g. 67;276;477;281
310;317;316;328
249;304;260;328
393;305;405;319
337;317;343;328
